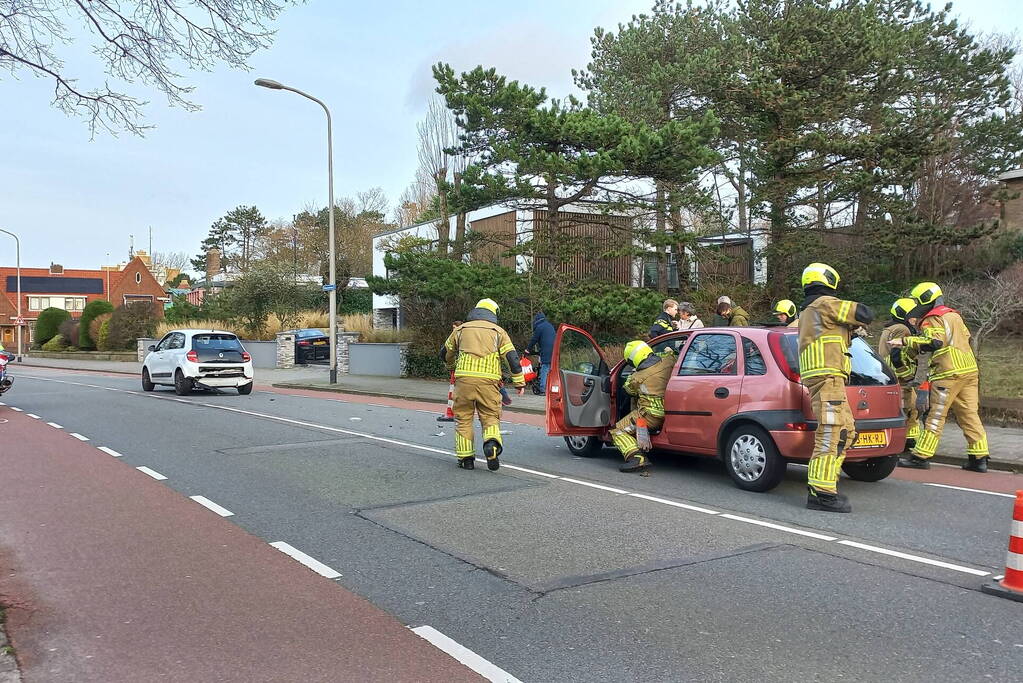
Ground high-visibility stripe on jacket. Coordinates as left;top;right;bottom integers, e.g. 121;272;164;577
797;296;868;380
878;322;917;382
443;320;524;385
903;307;978;381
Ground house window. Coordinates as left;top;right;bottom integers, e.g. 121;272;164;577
643;251;680;290
29;297;42;311
135;272;143;284
28;296;85;311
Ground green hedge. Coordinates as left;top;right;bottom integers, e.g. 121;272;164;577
34;307;70;346
405;350;448;379
78;300;114;349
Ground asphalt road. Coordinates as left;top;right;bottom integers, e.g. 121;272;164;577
4;366;1023;682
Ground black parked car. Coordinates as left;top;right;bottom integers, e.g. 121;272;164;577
291;328;330;363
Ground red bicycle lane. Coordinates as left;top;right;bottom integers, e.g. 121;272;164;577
0;409;484;683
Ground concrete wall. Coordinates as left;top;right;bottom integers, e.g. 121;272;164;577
349;343;410;377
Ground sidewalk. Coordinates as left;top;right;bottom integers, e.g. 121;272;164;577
13;355;1022;472
0;410;482;683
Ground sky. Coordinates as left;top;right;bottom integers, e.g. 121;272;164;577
1;0;1020;273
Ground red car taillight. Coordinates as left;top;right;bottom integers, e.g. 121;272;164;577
767;332;800;383
242;352;251;362
297;340;310;346
186;350;198;362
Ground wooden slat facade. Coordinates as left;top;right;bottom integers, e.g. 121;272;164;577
697;239;754;285
469;211;517;269
530;209;634;286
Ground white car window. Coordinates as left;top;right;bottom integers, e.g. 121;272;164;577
169;333;186;350
156;334;175;351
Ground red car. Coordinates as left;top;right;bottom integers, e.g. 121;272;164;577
546;325;906;492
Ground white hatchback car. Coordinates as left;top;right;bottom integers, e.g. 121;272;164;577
142;329;254;395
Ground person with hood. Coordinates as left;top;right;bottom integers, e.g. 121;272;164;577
772;300;799;327
609;340;676;473
878;298;924;451
716;296;750;327
798;262;875;513
650;299;680;338
890;282;989;472
441;299;525;471
525;311;556;394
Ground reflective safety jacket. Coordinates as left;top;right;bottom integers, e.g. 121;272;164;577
902;306;978;381
878;322;917;382
649;311;675;339
442;308;524;385
798;295;874;380
624;351;675;418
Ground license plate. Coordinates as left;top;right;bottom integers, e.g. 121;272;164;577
853;431;887;448
314;340;327;345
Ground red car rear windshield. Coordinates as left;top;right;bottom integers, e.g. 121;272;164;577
779;333;896;386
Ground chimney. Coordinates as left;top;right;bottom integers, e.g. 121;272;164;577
206;248;221;290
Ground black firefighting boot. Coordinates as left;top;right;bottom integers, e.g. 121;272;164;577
483;439;502;471
457;456;475;470
806;487;852;513
619;454;649;473
962;455;988;473
905;438;916;453
898;454;930;470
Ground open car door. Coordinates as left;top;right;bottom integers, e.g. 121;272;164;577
546;324;612;437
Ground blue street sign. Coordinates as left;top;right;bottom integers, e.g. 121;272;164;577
322;284;337;292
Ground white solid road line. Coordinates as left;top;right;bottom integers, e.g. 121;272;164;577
269;541;341;579
47;422;62;429
97;446;123;457
190;495;234;517
18;374;998;580
69;432;89;441
837;540;990;576
720;513;838;541
26;413;40;419
923;482;1016;498
411;625;522;683
136;466;168;481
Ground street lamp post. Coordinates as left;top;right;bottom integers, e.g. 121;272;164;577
255;78;339;384
0;228;22;360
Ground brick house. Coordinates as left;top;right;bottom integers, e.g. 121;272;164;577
0;257;167;347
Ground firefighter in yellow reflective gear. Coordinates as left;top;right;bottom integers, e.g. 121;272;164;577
609;340;676;473
773;299;799;327
798;263;875;513
878;298;923;451
441;299;525;471
891;282;989;472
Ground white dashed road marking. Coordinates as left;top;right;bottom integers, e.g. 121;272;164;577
97;446;123;457
269;541;341;579
136;466;167;481
9;407;22;412
26;413;40;419
69;432;89;441
412;625;522;683
47;422;62;429
190;495;234;517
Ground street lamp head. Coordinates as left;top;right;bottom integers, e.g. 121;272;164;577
254;78;284;90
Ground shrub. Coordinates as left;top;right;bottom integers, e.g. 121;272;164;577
106;304;157;351
34;307;70;345
41;334;68;351
97;318;112;351
164;295;201;324
339;288;372;315
58;319;80;348
78;300;114;349
405;350;448;379
89;313;112;349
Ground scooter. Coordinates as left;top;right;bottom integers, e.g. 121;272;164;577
0;352;13;395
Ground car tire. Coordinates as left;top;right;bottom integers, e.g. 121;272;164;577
141;368;155;392
173;369;192;396
841;455;898;482
237;382;253;395
564;435;603;457
723;424;786;492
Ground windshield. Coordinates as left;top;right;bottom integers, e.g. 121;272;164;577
780;333;896;386
295;329;325;338
192;334;244;351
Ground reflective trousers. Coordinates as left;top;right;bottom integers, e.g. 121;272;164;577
902;385;920;442
805;375;857;494
913;374;988;459
452;377;503;460
610;410;664;460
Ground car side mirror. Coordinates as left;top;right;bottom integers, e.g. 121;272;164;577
148;345;156;352
577;361;596;375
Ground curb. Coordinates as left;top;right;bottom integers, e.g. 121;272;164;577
271;382;547;416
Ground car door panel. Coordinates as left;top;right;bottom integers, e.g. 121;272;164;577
546;324;612;436
662;331;743;453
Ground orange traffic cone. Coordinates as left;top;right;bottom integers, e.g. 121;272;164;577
982;490;1023;602
437;372;455;422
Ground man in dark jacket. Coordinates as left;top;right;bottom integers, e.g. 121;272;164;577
525;311;556;394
